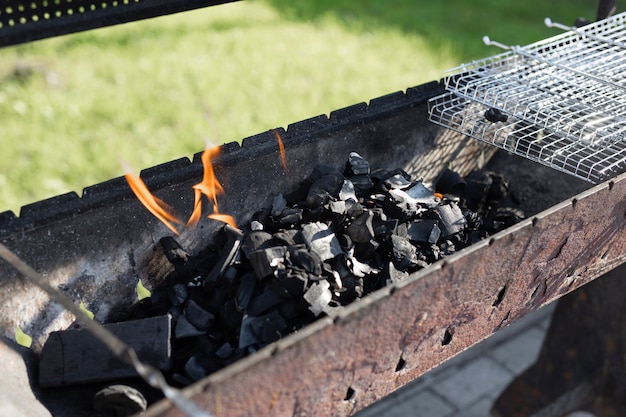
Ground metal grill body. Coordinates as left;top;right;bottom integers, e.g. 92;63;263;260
429;12;626;183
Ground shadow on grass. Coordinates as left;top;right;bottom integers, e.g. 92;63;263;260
259;0;599;63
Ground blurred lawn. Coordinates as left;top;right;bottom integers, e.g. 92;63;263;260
0;0;598;214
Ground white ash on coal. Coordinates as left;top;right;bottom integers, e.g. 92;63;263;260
81;152;526;387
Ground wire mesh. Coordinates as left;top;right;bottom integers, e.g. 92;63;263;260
429;11;626;183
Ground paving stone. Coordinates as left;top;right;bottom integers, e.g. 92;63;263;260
445;394;496;417
359;388;455;417
488;326;547;374
431;357;513;409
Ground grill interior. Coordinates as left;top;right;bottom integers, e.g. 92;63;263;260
429;11;626;183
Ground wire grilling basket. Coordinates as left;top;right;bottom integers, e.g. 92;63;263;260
429;12;626;183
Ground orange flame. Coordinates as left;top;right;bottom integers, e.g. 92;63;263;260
125;173;183;235
208;213;238;229
187;147;227;228
273;129;289;173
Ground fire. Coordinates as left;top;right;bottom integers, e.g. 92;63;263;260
126;145;244;232
187;146;226;228
273;129;289;173
124;172;183;235
208;213;238;229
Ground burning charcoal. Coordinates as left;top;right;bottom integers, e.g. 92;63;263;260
185;299;215;331
288;245;322;275
271;193;287;217
344;152;370;176
390;235;418;270
484;107;508;123
236;272;256;311
436;202;467;236
346;211;375;243
381;261;409;285
247;246;287;279
407;220;441;244
303;280;332;316
296;222;343;261
160;236;197;280
175;315;205;339
241;230;272;256
203;225;243;287
436;169;466;195
246;289;283;316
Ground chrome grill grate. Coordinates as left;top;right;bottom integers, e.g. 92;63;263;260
429;12;626;183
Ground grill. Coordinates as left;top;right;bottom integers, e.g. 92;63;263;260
429;12;626;183
1;4;626;417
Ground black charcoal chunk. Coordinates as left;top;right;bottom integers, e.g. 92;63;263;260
185;300;214;331
328;200;346;216
437;202;467;236
436;169;466;195
485;107;508;123
346;211;375;243
390;235;418;270
175;315;205;339
383;173;412;190
407;220;441;244
344;152;370;176
339;179;357;202
215;343;234;360
288;245;322;275
239;311;286;348
169;283;188;306
160;236;197;280
306;173;345;208
296;222;343;261
303;280;332;316
273;266;308;297
382;261;409;285
353;239;379;262
246;289;283;316
236;272;256;311
247;246;287;279
405;182;439;207
241;231;273;257
203;225;243;287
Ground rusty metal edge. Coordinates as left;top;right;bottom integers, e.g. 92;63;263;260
141;172;626;415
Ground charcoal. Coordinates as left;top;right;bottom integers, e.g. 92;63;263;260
246;289;283;316
250;220;264;231
338;179;357;202
241;231;273;256
354;239;379;262
279;208;303;224
306;173;345;208
296;222;342;261
462;171;493;212
259;311;287;344
160;236;197;280
236;272;256;311
270;230;297;247
247;246;287;279
328;200;346;216
203;225;243;287
382;261;409;285
215;343;234;360
350;175;374;191
389;235;418;270
437;202;467;236
272;266;308;297
175;315;205;339
303;280;332;316
271;194;287;217
185;299;215;331
344;152;370;176
219;299;243;333
373;217;397;238
405;182;439;207
183;355;221;382
383;173;412;190
407;220;441;244
346;211;375;243
288;245;322;275
169;283;188;306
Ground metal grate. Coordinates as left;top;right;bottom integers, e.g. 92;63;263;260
429;12;626;183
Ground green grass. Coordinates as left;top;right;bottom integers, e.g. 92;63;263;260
0;0;598;214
